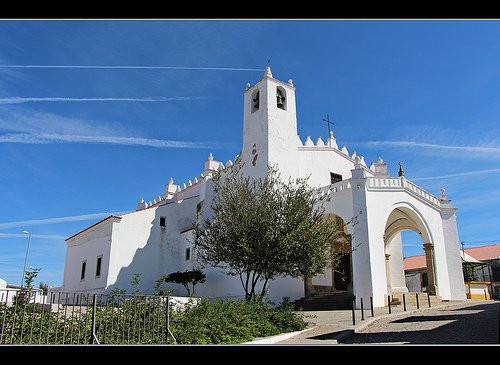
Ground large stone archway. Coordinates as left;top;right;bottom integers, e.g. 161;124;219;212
384;205;437;295
304;214;352;297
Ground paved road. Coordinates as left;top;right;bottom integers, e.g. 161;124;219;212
342;301;499;344
276;300;457;344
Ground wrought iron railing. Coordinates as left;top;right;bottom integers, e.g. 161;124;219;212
0;290;177;345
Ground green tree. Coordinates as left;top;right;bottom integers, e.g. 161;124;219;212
163;270;206;296
194;164;348;302
13;267;41;305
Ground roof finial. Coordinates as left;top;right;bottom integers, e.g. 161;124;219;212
398;161;405;177
264;61;273;78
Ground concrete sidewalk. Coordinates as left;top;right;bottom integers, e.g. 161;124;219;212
272;300;469;344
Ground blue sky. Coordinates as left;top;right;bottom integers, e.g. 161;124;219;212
1;20;499;287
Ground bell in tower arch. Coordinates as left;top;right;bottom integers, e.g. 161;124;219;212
252;90;259;110
276;87;286;110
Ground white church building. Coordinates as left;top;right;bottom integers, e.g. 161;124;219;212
62;67;467;308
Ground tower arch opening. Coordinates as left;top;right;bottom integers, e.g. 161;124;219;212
384;206;437;296
251;89;260;113
276;86;286;110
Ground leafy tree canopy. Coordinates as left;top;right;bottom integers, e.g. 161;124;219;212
194;164;349;302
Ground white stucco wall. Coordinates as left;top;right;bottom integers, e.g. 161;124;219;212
62;218;115;293
297;148;374;189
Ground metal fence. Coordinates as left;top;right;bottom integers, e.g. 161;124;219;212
0;290;177;345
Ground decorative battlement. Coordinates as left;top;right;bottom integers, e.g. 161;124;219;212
367;177;441;207
313;175;442;209
297;132;368;168
136;152;239;211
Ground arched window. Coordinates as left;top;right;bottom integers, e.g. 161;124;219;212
276;86;286;110
251;89;259;113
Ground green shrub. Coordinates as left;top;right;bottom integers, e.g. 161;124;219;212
0;296;306;345
170;297;306;344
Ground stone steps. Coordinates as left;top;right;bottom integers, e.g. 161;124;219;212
388;292;442;307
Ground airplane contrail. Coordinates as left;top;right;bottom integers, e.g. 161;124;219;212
0;64;265;72
0;212;127;230
0;96;208;104
412;168;500;181
0;133;229;149
0;233;67;240
363;140;500;154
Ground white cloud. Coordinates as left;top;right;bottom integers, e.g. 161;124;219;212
0;106;233;149
0;109;122;136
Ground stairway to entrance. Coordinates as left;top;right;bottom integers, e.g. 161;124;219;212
294;292;354;311
388;292;442;307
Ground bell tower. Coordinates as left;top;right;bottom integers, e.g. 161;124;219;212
240;67;299;180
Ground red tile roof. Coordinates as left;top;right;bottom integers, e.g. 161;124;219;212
462;244;500;261
403;255;427;271
403;244;500;271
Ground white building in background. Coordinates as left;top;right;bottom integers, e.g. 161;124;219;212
62;67;467;308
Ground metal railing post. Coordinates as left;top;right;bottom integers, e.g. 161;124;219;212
360;297;364;320
403;293;406;311
351;296;356;326
90;294;99;344
416;293;419;309
370;297;374;317
427;292;431;308
388;295;391;314
165;296;176;344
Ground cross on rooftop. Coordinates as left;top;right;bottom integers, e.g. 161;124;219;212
323;114;334;137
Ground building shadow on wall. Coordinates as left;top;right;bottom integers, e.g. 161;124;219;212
106;196;200;296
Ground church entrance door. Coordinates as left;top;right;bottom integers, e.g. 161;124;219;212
334;254;351;291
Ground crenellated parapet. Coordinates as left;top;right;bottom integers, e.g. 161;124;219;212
135;152;240;211
297;130;370;169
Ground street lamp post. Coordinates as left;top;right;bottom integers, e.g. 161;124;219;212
20;231;32;289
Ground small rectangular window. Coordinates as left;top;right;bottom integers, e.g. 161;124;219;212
80;261;86;281
185;248;191;261
330;173;342;184
96;256;102;278
160;217;166;227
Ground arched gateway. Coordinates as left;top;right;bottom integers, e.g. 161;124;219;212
384;205;437;296
318;166;467;308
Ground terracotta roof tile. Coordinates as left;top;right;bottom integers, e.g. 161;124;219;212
403;255;427;271
403;244;500;271
464;244;500;261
